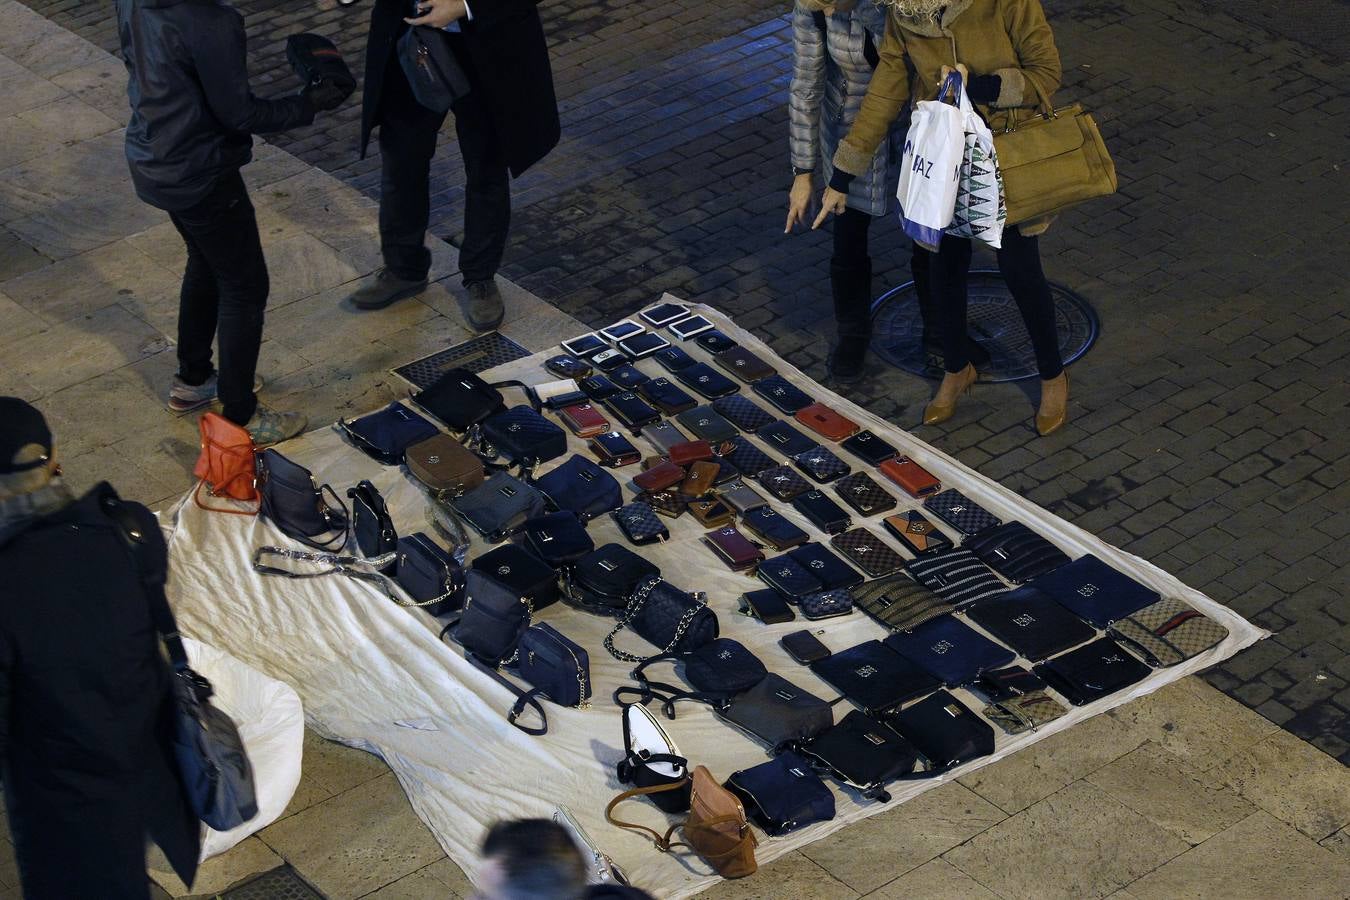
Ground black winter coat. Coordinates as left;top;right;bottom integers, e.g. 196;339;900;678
361;0;560;177
0;484;200;898
116;0;315;211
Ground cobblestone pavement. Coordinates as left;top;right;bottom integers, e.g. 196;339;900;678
12;0;1349;764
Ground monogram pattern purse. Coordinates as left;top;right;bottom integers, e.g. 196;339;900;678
833;471;897;516
830;529;905;577
923;488;1001;536
1108;597;1228;667
793;446;850;484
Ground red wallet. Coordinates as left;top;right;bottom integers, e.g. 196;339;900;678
702;525;764;571
633;459;686;492
795;402;860;441
559;403;610;438
668;439;714;466
879;456;941;498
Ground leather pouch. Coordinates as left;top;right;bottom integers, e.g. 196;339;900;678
680;460;721;497
794;402;860;441
905;547;1008;608
642;420;690;455
753;375;814;413
923;488;1001;536
879;456;942;498
718;478;769;514
636;488;688;519
757;554;823;599
654;345;698;372
1033;637;1152;705
791;489;852;535
840;430;898;466
756;419;818;457
639;377;698;414
677;406;739;442
603;392;662;433
756;464;812;501
536;379;587;410
964;521;1070;584
810;641;938;715
688;497;736;528
544;353;592;379
713;346;776;382
834;471;897;516
883;510;953;555
559;403;610;438
741;506;809;550
1108;597;1228;667
405;433;486;499
675;363;740;399
668;440;714;466
719;436;775;477
713;395;776;432
853;573;954;632
830;528;905;577
883;616;1017;687
633;459;686;492
965;586;1096;662
1029;554;1161;628
589;431;641;468
788;542;863;590
703;526;765;572
612;501;670;546
793;447;850;484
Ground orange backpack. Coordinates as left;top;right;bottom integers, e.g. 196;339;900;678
193;412;259;513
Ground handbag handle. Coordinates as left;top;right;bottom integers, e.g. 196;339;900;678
251;545;456;609
604;783;691;853
604;578;708;664
999;75;1057;132
464;654;549;736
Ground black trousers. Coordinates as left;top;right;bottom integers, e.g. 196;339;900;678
378;50;510;284
169;170;267;424
928;226;1063;379
830;208;873;337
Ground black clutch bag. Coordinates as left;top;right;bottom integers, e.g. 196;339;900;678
397;25;470;114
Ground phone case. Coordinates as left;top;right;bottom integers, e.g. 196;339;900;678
788;542;864;591
759;555;824;600
879;457;942;498
633;459;686;492
589;431;641;467
718;435;776;477
578;374;620;401
653;346;698;372
688;497;736;528
638;377;697;414
608;364;651;391
830;529;906;577
793;446;851;483
603;392;661;432
703;526;765;572
680;460;721;497
712;395;776;432
883;511;954;555
742;505;810;550
675;363;741;399
753;375;814;414
757;420;819;457
780;630;830;664
612;501;669;545
561;333;607;357
794;403;860;441
618;333;671;358
791;489;852;535
668;316;714;340
713;346;776;382
636;489;688;519
677;406;739;442
545;354;592;379
834;471;898;516
740;589;796;624
559;403;610;438
755;464;812;501
668;440;714;466
695;330;738;353
840;430;899;465
592;349;630;373
641;420;690;455
640;303;688;326
923;488;1001;536
600;319;644;344
718;479;769;514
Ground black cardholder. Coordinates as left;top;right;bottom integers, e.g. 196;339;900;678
757;420;819;457
791;490;852;535
789;542;864;591
675;363;741;399
677;406;740;442
840;430;899;465
713;394;777;432
653;345;698;373
753;375;814;414
742;505;810;550
739;588;796;624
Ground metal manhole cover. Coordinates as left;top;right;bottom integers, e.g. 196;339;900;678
870;269;1100;382
220;865;324;899
393;332;531;389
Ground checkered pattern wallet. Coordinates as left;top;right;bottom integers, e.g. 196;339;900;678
923;488;1001;536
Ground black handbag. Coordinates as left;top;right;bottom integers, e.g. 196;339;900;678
518;511;595;568
256;448;348;550
412;367;510;432
613;703;692;814
479;406;568;471
479;623;591;736
887;691;995;773
799;710;919;802
883;615;1017;687
471;544;560;612
810;640;938;715
619;637;767;716
347;480;396;570
963;521;1070;584
397;24;471;114
726;751;835;836
533;454;623;522
456;568;538;666
395;532;466;615
564;544;661;614
448;473;546;542
1033;637;1152;706
604;577;719;663
965;586;1097;662
286;32;357;98
717;673;833;749
336;402;438;465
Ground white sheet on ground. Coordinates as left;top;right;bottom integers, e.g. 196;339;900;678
162;302;1265;898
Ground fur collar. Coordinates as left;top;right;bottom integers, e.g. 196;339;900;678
892;0;974;37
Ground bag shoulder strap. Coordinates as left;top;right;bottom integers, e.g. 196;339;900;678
101;495;190;673
466;654;548;736
251;546;454;608
605;784;690;852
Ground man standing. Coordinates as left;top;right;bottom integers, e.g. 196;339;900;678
0;398;200;898
349;0;560;331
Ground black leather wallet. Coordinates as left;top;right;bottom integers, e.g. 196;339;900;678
791;490;852;535
677;406;739;442
695;329;738;353
739;588;796;624
742;505;810;550
755;464;812;501
793;446;850;483
789;542;864;591
603;392;661;433
753;375;814;414
578;374;620;401
834;471;898;516
757;420;819;457
638;377;698;414
830;529;906;577
719;435;776;477
653;345;698;372
609;364;651;390
840;430;899;465
675;363;741;399
758;554;824;599
712;394;776;432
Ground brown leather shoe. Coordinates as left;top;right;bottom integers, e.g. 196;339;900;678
1036;371;1070;436
923;363;977;425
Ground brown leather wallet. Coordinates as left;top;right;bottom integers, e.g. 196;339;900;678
633;459;685;492
702;525;765;571
680;460;721;497
688;497;736;528
713;346;776;382
879;456;941;498
668;439;714;466
794;402;860;441
559;402;610;438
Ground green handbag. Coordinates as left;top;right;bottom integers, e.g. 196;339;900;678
993;78;1118;225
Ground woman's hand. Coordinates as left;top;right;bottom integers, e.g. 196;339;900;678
940;63;970;84
811;187;849;229
785;174;815;233
406;0;468;28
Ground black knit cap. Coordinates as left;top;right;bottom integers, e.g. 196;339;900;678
0;397;53;474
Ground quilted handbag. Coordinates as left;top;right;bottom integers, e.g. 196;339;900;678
1029;554;1161;628
447;472;546;542
883;616;1017;687
605;577;719;663
793;446;850;484
799;589;854;621
564;544;661;614
809;640;938;715
412;367;511;432
256;449;348;550
725;751;835;836
964;521;1070;584
923;488;1001;536
1108;597;1228;667
905;547;1009;608
964;586;1096;662
533;454;623;522
718;673;833;748
479;405;568;470
405;433;486;499
719;436;776;477
853;573;954;631
830;529;906;578
612;501;669;546
712;395;776;432
799;710;919;802
887;691;995;773
193;412;258;511
1033;637;1152;706
336;401;438;465
518;511;595;567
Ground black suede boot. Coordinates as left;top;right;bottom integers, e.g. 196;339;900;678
828;258;872;382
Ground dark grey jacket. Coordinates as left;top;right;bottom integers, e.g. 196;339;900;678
116;0;315;211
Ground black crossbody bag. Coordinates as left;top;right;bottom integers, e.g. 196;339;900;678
256;449;348;550
604;577;719;663
397;25;471;114
347;480;396;571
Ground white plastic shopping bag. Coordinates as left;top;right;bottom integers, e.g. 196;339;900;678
895;73;966;251
947;79;1006;248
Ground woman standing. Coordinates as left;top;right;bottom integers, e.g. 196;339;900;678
814;0;1071;435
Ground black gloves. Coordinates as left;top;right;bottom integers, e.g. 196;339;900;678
303;79;352;112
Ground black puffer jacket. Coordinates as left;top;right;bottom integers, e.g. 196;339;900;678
116;0;315;211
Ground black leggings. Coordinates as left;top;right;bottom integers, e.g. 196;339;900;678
928;227;1063;379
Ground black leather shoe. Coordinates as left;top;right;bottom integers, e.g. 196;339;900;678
463;279;505;332
828;336;869;383
349;269;428;310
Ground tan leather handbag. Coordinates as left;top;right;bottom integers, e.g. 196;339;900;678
404;434;485;499
993;79;1117;225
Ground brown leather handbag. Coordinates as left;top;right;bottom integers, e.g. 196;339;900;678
193;412;259;513
405;434;485;499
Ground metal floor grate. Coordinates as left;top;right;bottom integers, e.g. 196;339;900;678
220;865;325;899
393;332;531;389
870;269;1100;383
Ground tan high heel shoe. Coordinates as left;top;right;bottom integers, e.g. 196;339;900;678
923;363;977;425
1036;370;1070;436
